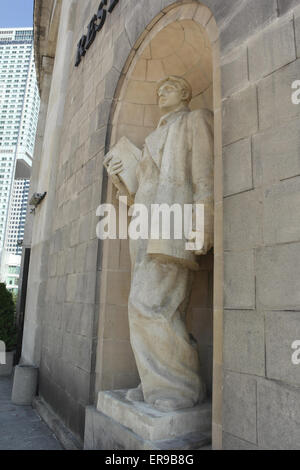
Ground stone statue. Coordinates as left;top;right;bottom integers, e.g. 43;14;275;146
104;76;214;412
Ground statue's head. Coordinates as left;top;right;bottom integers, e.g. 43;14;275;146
157;76;192;113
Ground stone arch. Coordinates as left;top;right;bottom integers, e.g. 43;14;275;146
95;1;223;448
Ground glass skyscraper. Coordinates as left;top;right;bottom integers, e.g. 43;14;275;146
0;28;40;291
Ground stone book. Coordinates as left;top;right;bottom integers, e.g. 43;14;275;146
104;136;142;196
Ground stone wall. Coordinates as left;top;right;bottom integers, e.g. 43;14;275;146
25;0;223;445
23;0;300;448
221;3;300;450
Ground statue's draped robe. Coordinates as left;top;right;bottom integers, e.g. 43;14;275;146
128;107;214;407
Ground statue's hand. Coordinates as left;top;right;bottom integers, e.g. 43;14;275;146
104;154;124;176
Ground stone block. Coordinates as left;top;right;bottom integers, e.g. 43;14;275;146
88;127;106;159
256;243;300;310
125;80;157;105
85;239;99;272
223;371;257;444
84;405;211;451
97;390;211;442
59;361;91;405
220;0;278;53
114;31;132;73
48;253;57;277
104;67;122;100
221;47;249;98
118;102;145;127
56;276;66;303
75;243;87;273
101;339;137;378
223;432;260;450
63;302;94;338
66;274;77;303
205;16;219;43
12;365;38;406
265;311;300;386
223;138;253;197
257;378;300;449
263;177;300;245
224;251;255;309
79;213;92;244
222;86;258;146
84;388;211;450
97;100;111;130
106;271;131;307
124;3;149;48
278;0;300;15
62;333;92;373
103;305;130;341
84;405;140;450
258;59;300;131
193;5;213;28
253;118;300;187
33;396;80;450
70;220;80;248
43;326;63;358
248;18;296;81
295;8;300;57
224;311;265;376
39;373;85;441
202;0;240;24
224;190;262;251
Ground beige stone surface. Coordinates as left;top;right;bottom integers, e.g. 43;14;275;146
194;5;212;27
97;390;211;441
85;404;211;450
28;0;225;446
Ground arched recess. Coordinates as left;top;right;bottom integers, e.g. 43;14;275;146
95;1;223;449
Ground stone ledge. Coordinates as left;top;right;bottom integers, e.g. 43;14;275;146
84;405;211;451
97;390;212;442
33;396;82;450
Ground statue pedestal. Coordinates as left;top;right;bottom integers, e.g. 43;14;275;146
84;389;211;450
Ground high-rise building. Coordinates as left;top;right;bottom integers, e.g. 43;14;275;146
0;28;40;282
5;179;30;255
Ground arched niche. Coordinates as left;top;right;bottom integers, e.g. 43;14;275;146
96;2;223;443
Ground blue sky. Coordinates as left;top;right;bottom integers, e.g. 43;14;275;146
0;0;34;28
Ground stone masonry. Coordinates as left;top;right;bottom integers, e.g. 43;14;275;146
18;0;300;449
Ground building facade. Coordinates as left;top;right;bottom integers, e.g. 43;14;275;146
0;28;40;287
5;179;30;255
0;251;20;296
16;0;300;450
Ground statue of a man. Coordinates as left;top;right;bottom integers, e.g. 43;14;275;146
104;76;214;412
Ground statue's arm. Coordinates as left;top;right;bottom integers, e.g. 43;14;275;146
189;110;214;255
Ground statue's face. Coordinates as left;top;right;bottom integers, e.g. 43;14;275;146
158;81;186;112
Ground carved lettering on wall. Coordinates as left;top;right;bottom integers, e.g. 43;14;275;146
75;0;120;67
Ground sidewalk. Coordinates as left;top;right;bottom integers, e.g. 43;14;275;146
0;376;62;450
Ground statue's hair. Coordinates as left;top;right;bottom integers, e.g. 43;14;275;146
156;76;193;103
